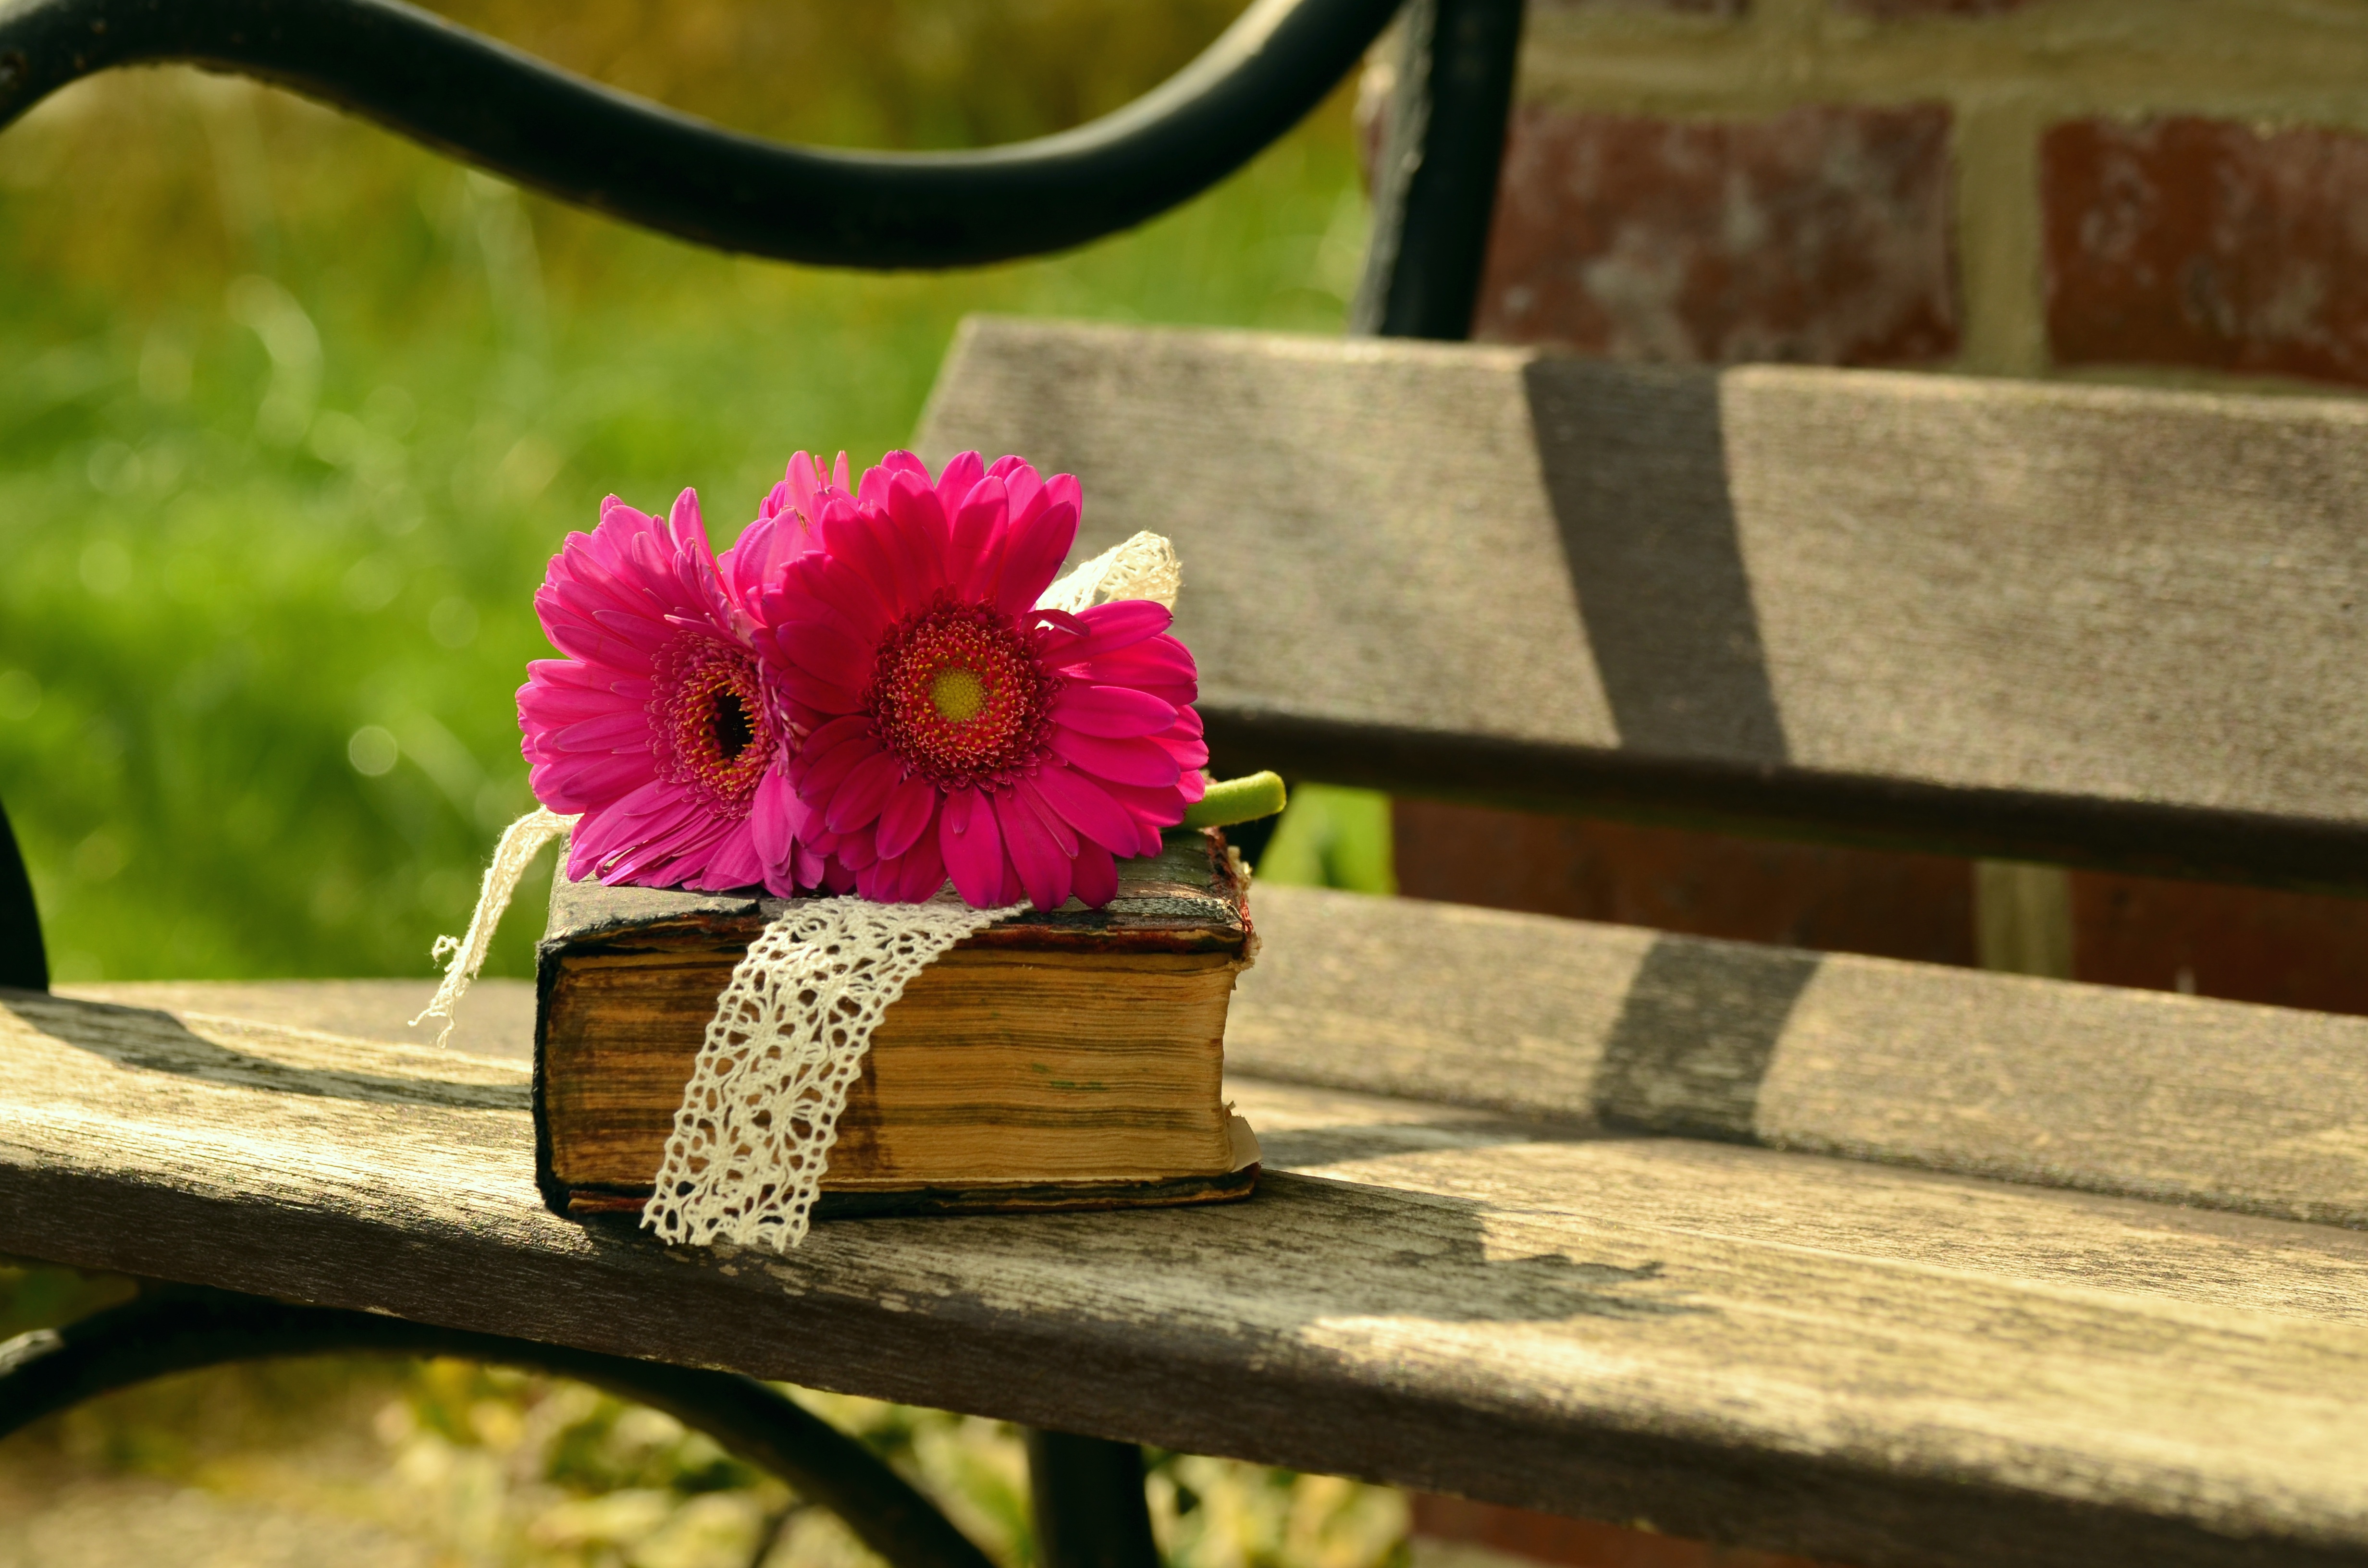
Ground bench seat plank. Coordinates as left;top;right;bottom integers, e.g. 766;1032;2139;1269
6;981;2368;1567
1231;886;2368;1229
916;318;2368;889
57;978;539;1062
65;880;2368;1234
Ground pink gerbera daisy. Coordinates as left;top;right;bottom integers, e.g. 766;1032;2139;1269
518;486;812;894
753;449;1205;909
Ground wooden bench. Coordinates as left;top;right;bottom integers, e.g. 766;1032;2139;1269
12;315;2368;1567
11;0;2368;1559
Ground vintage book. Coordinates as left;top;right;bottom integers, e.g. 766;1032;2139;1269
534;829;1259;1219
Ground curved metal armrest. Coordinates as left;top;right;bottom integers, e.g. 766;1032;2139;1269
0;1285;998;1568
0;0;1398;267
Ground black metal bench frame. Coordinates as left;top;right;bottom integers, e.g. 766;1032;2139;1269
0;1;1524;1563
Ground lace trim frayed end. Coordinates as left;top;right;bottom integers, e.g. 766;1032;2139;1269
1036;531;1181;613
410;807;577;1049
641;891;1025;1253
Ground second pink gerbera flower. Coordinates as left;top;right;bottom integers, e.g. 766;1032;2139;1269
753;450;1205;909
519;488;806;894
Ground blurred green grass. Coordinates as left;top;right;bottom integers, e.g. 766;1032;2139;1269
0;0;1389;985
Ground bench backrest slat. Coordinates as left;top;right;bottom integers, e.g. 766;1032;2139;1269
918;318;2368;891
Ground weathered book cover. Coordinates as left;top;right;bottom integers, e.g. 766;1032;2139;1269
533;829;1259;1219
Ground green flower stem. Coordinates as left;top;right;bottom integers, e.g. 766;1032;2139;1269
1180;771;1288;830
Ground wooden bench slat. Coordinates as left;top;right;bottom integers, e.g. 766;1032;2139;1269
1231;885;2368;1230
57;979;539;1062
7;982;2368;1567
916;318;2368;889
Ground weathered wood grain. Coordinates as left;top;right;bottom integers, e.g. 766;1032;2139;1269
1232;883;2368;1229
915;318;2368;887
8;988;2368;1567
81;874;2368;1233
59;978;539;1062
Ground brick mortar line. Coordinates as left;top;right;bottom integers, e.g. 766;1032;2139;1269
1517;0;2368;123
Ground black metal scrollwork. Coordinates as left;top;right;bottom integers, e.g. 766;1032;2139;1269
0;1286;1001;1568
0;0;1400;268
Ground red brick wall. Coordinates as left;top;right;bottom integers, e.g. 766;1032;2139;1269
1475;104;1958;364
1364;7;2368;1023
2045;116;2368;386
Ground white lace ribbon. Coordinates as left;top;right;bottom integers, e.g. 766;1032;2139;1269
416;531;1182;1250
641;891;1024;1250
1037;530;1181;615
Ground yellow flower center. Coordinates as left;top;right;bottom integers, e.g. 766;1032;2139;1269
867;600;1057;791
930;666;986;724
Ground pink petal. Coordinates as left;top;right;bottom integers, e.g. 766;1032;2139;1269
987;455;1042;515
691;824;765;891
518;682;629;728
598;496;656;532
1072;840;1119;908
1092;779;1189;853
883;471;952;597
994;789;1073;911
600;808;724;884
778;617;875;694
522;657;625;693
590;601;687;649
939;786;1005;908
893;833;948;902
1013;776;1078;857
1059;600;1173;665
826;750;901;833
794;731;878;800
777;666;863;716
1048;729;1180;788
610;779;700;821
993;496;1079;616
534;751;656;810
667;487;714;564
554;710;654;752
761;583;873;648
1079;662;1196;707
875;772;939;860
786;451;826;519
1157;730;1211;770
948;476;1009;601
855;461;895;513
835;828;879;871
934;451;984;512
819;506;910;619
1052;683;1176;739
538;609;639;669
751;770;807;866
854;857;901;902
1028;761;1144;857
786;541;893;642
569;788;677;861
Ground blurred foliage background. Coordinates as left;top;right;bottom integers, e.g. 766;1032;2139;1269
0;2;1399;1563
0;0;1390;989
